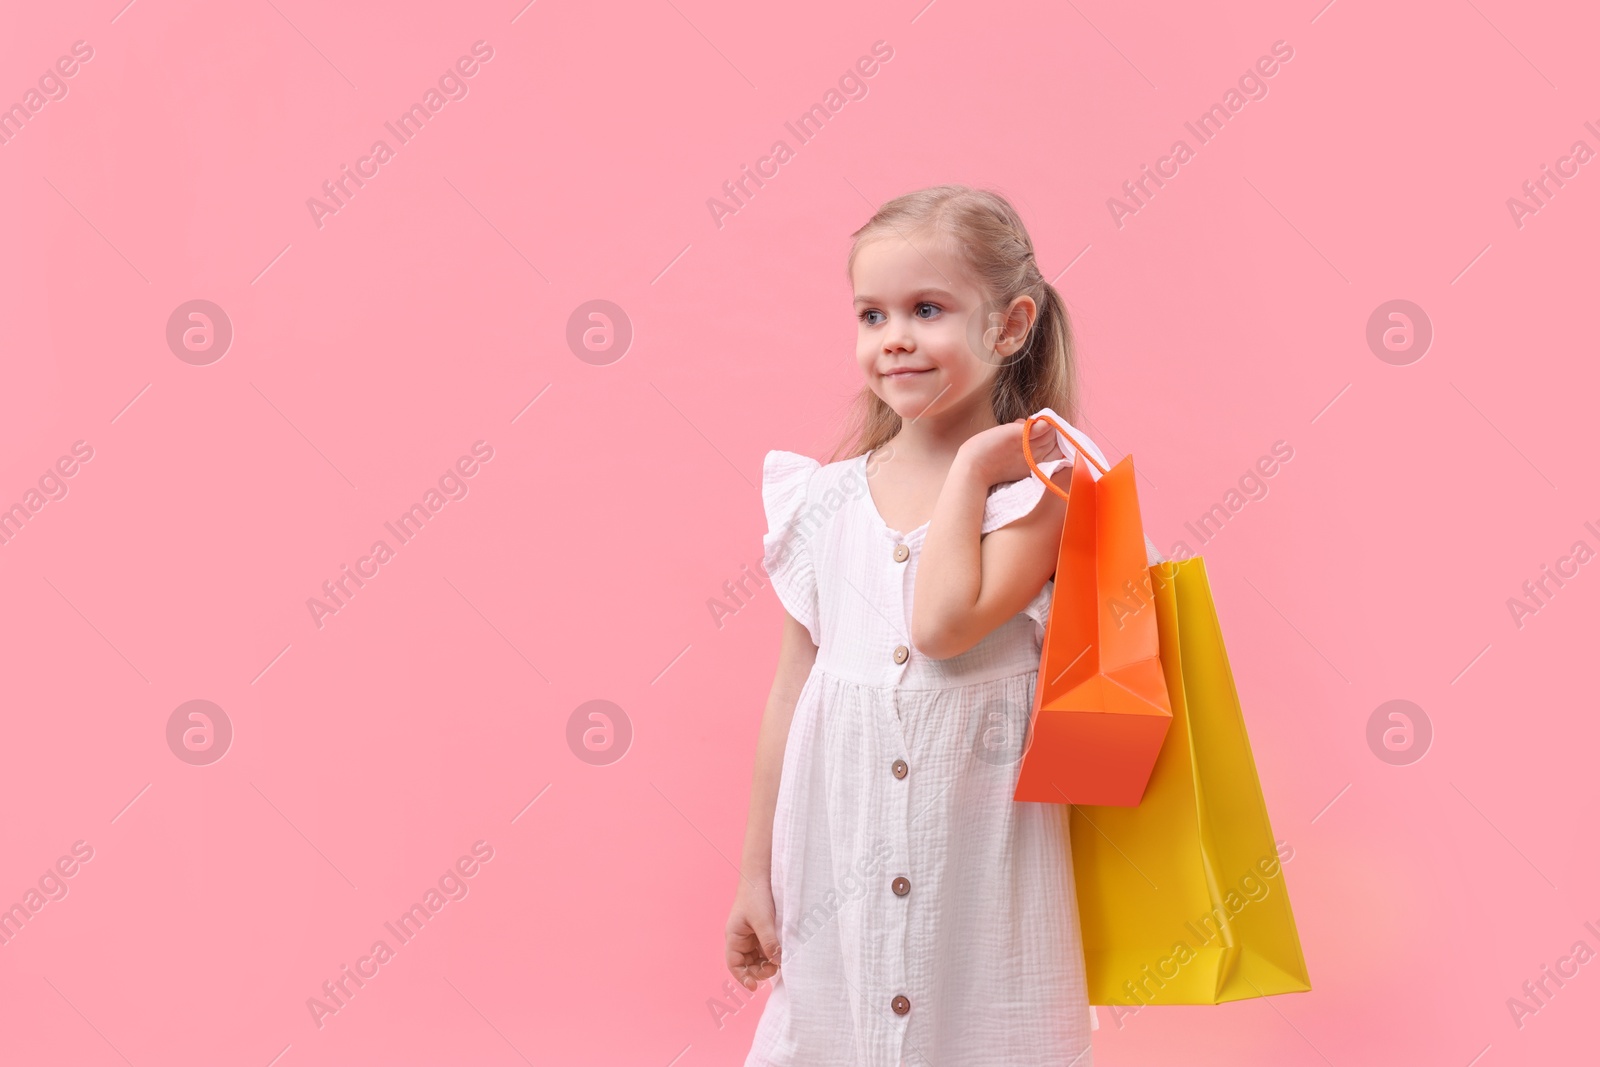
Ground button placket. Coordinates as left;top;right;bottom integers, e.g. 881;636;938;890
885;687;912;1042
889;532;916;679
882;533;914;1041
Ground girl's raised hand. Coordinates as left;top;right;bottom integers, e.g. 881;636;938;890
725;881;782;992
960;417;1067;488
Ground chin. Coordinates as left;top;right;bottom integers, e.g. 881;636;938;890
889;399;937;421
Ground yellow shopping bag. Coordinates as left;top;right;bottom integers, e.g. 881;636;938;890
1068;558;1311;1009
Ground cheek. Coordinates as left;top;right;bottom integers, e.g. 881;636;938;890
855;332;877;370
922;319;981;371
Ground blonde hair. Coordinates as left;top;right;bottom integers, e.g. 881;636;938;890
826;184;1080;465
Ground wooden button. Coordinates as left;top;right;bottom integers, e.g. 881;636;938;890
892;876;910;896
893;644;909;664
891;994;910;1015
893;543;910;562
891;759;908;779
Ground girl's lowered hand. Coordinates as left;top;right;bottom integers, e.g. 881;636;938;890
725;880;782;992
960;417;1067;488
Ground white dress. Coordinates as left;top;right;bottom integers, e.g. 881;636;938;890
746;413;1110;1067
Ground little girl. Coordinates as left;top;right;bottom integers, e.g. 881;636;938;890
726;185;1105;1066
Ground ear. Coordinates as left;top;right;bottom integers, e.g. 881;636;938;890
993;294;1038;357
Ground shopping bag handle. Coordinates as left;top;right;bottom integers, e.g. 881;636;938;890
1023;413;1108;501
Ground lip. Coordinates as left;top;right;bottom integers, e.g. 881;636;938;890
882;368;933;379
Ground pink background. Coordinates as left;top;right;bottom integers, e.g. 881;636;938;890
1;0;1596;1063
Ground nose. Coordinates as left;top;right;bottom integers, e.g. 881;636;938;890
883;313;915;354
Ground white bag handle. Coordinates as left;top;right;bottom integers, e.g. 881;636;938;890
1024;407;1111;481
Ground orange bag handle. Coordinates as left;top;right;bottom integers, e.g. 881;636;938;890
1023;414;1108;501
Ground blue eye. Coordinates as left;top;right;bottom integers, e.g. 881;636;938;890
859;309;885;326
915;302;941;319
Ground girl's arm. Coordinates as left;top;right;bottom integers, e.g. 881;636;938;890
738;609;817;884
911;440;1071;660
726;610;816;989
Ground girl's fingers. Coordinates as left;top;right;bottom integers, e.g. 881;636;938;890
726;915;781;988
729;940;777;985
732;951;780;984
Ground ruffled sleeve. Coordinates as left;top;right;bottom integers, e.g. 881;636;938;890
761;449;823;646
980;457;1072;535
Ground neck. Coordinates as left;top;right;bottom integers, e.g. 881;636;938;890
886;390;999;464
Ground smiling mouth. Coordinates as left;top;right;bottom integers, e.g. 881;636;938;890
883;369;932;379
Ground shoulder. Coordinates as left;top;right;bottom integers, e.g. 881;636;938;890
762;450;825;515
763;448;819;477
762;450;869;549
763;449;866;501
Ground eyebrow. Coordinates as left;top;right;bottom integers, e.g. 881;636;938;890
853;287;956;306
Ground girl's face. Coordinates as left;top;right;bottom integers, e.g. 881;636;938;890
851;233;1027;424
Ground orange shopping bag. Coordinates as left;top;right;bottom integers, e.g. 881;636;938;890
1013;413;1172;806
